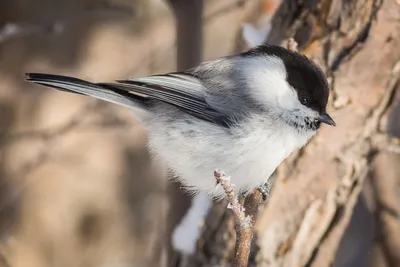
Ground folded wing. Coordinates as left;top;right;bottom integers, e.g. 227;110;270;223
26;72;232;127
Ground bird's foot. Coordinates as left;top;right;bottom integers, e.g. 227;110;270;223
256;182;271;201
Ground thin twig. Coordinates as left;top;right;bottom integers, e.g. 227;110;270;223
214;170;262;267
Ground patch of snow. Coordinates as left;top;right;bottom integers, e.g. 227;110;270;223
171;192;212;255
242;23;272;48
0;22;65;43
0;23;24;42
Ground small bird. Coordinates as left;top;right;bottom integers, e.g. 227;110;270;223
26;44;335;198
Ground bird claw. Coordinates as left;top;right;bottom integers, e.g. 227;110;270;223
257;183;270;201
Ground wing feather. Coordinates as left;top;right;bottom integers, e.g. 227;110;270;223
99;73;230;126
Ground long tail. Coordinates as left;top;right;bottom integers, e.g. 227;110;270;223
25;73;150;109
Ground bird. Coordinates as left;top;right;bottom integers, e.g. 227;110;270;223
26;44;335;199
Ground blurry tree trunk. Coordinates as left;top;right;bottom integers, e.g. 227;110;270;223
168;0;203;70
178;0;400;266
166;1;204;266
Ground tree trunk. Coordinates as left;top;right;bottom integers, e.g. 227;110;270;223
181;0;400;266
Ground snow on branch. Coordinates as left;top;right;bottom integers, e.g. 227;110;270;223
214;170;263;267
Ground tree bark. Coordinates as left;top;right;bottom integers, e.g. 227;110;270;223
182;0;400;266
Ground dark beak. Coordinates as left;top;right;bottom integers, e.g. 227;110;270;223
318;113;336;126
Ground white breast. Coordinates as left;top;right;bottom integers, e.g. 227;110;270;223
145;106;315;198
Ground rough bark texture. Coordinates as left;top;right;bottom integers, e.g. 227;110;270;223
183;0;400;266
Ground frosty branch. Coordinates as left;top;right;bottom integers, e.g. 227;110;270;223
214;170;263;267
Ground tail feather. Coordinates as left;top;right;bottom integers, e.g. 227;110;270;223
25;73;149;109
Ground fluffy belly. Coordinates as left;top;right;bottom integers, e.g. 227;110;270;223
146;113;308;198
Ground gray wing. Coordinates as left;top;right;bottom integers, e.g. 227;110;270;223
26;57;250;127
100;69;244;126
107;57;252;125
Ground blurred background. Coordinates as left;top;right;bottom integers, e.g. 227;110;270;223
0;0;399;267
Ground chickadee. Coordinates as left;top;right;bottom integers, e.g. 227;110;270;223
26;44;335;198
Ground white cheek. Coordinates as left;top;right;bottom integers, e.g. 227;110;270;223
241;56;299;110
277;85;299;110
240;56;320;120
300;106;319;118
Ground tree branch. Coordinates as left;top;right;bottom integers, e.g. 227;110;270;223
214;170;262;267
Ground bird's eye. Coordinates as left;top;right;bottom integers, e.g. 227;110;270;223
300;96;309;106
